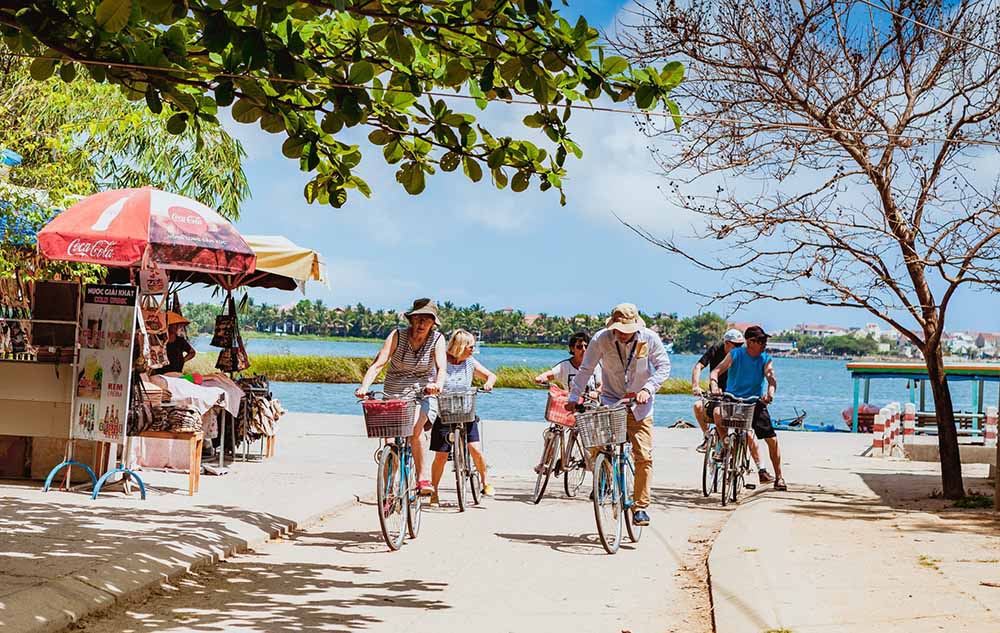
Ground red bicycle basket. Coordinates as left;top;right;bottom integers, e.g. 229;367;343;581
545;385;576;427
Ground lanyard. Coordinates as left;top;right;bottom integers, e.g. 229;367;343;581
615;338;638;383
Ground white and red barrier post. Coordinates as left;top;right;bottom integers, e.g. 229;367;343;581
873;409;886;456
985;406;997;448
903;403;916;447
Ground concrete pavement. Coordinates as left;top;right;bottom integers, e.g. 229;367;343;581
709;433;1000;633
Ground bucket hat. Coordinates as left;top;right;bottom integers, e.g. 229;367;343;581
404;298;441;327
605;303;646;334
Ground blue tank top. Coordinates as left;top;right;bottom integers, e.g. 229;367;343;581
725;347;771;398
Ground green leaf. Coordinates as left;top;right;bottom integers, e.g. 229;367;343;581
368;129;391;145
635;85;656;110
463;156;483;183
387;29;415;65
282;135;309;159
321;111;344;134
511;170;530;192
29;57;55;81
444;59;469;86
396;161;425;194
166;112;188;135
348;61;375;85
231;98;264;123
666;99;682;132
145;86;162;114
660;61;685;89
96;0;133;33
522;112;545;128
214;81;234;107
260;112;285;133
58;62;76;83
602;56;628;76
349;176;372;197
487;147;506;169
440;152;461;172
491;167;508;189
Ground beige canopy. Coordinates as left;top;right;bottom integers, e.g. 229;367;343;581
165;234;326;292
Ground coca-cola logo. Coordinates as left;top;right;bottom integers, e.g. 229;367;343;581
67;239;117;260
167;206;208;235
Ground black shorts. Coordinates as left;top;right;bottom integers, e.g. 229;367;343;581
430;417;481;452
704;399;719;420
752;403;775;439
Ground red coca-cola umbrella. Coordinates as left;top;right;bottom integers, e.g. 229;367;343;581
38;187;256;275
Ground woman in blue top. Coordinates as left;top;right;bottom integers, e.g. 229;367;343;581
709;325;786;491
429;329;497;505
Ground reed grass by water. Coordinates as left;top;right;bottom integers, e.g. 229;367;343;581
185;354;700;394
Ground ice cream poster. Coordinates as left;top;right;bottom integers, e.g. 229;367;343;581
73;285;138;443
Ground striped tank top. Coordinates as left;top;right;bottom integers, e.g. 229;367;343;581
383;327;441;398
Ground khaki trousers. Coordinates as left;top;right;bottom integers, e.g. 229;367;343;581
628;411;654;509
589;410;654;509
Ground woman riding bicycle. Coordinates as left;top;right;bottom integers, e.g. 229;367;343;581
429;329;497;505
355;298;446;497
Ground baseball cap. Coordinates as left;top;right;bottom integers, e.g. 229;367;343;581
723;328;745;344
744;325;770;340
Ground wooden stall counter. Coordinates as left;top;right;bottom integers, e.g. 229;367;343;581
135;430;204;495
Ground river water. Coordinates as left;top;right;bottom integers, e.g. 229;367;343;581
193;336;994;429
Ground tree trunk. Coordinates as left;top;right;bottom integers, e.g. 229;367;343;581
924;344;965;499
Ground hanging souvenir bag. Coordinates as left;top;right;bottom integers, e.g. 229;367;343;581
210;294;237;348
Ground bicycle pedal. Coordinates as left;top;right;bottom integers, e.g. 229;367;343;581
745;483;756;490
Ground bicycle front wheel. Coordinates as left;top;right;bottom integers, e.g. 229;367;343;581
454;428;468;512
468;435;482;506
720;439;732;508
730;433;746;504
406;448;421;538
624;454;642;543
376;445;406;551
701;428;717;497
592;452;622;554
563;430;587;498
531;429;556;504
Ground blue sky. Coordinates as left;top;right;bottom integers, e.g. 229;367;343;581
195;0;1000;334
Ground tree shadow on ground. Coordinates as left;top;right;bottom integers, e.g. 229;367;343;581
75;556;450;633
493;531;618;555
858;471;1000;535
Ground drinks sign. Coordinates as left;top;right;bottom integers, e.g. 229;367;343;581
73;284;138;444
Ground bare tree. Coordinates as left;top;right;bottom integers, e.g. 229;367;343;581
614;0;1000;498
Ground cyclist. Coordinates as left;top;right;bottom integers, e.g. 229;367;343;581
564;303;672;527
532;331;602;474
709;325;786;491
691;329;744;453
355;298;446;497
429;329;497;505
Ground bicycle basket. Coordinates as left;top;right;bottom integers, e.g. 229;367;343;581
439;389;477;425
545;385;575;427
361;396;417;438
720;400;756;430
575;404;628;448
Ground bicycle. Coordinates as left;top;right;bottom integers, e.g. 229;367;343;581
531;384;589;504
438;387;487;512
576;396;640;555
360;391;424;551
707;393;759;507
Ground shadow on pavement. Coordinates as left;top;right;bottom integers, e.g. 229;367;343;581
493;531;609;555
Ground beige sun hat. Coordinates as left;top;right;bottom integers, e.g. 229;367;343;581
605;303;646;334
404;297;441;327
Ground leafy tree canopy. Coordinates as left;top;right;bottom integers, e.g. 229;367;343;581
0;0;682;207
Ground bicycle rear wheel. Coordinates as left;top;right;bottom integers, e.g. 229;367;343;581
468;437;482;506
563;431;587;497
531;429;556;504
454;428;468;512
406;448;421;538
623;453;642;543
376;445;406;551
592;452;622;554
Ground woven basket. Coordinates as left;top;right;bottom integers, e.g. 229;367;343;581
544;385;575;427
439;389;477;425
576;404;628;448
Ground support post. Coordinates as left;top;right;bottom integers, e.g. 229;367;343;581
985;406;997;448
863;378;871;404
973;381;981;432
903;403;916;450
873;410;886;456
852;377;860;433
920;380;926;411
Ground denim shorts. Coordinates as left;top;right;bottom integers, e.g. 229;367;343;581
430;416;481;452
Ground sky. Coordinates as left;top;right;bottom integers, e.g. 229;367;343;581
190;0;1000;334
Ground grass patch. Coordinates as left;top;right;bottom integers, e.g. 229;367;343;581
764;629;793;633
953;494;993;509
184;355;707;393
741;547;759;553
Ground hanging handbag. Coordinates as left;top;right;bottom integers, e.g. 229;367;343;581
210;294;237;348
127;371;155;436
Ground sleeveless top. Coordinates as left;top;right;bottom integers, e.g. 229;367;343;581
443;357;476;392
383;327;442;398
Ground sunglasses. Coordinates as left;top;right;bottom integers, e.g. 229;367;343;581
749;337;767;344
573;344;587;350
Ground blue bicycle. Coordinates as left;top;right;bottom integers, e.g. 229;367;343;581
576;398;640;554
361;392;423;551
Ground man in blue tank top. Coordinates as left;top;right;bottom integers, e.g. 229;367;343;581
708;325;786;491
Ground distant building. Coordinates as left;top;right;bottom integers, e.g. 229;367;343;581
794;323;848;338
767;341;795;353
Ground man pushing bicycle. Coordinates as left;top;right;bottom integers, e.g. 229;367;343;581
565;303;671;526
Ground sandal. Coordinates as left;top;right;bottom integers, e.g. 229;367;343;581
773;478;787;491
758;469;773;484
418;480;434;496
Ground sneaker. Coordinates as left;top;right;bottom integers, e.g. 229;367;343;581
482;483;495;497
418;480;434;496
633;510;650;526
758;469;773;484
696;437;709;453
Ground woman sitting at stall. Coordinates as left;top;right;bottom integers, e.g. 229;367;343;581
429;329;496;505
154;312;196;375
355;298;446;496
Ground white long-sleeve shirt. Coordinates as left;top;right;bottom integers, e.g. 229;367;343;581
568;327;671;420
